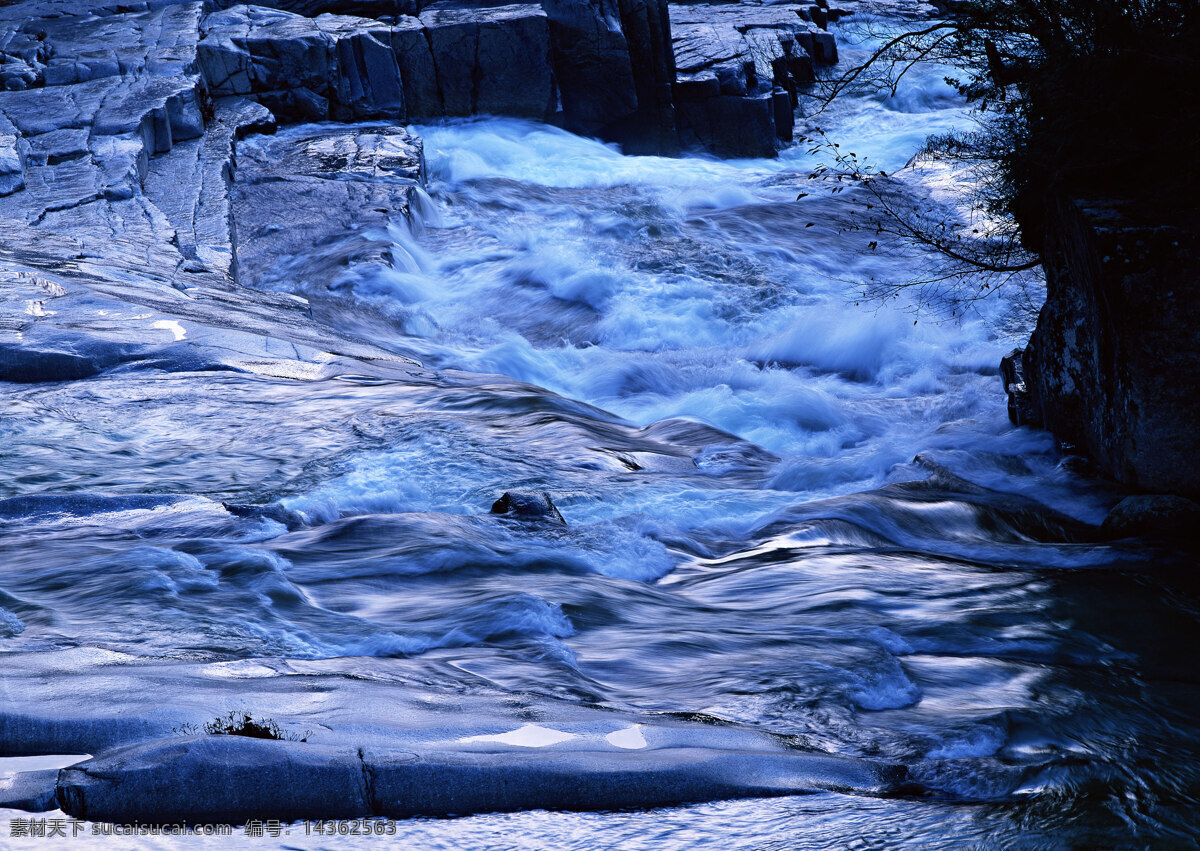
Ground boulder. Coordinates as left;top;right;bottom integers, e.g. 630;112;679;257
540;0;636;135
144;96;277;284
57;736;372;824
541;0;677;152
200;2;555;124
491;490;567;524
1101;495;1200;540
612;0;678;153
676;92;779;158
205;0;421;17
388;16;441;119
1000;348;1037;427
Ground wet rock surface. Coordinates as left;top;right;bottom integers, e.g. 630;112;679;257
231;122;423;291
491;490;567;524
0;0;434;386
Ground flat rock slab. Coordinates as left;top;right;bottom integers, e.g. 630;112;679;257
57;734;900;822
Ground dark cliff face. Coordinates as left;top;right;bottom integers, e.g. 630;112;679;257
992;2;1200;499
1018;197;1200;497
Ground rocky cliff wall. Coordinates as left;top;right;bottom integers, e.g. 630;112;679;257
1007;198;1200;498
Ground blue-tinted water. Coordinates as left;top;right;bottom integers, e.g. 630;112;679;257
1;23;1198;850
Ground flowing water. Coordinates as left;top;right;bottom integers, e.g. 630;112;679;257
2;25;1199;850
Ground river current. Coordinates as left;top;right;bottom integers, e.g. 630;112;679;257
2;26;1199;850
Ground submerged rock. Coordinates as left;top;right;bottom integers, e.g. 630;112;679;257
491;490;567;524
0;493;189;521
1101;494;1200;540
222;502;308;530
543;0;678;153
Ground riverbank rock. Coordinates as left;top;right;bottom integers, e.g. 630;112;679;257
0;0;427;386
1019;197;1200;498
1101;495;1200;540
418;2;556;121
199;6;405;122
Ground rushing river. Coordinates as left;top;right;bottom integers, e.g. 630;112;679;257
2;23;1199;850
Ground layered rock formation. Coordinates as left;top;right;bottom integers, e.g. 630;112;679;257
0;0;433;386
672;3;836;156
1;0;848;383
1006;199;1200;498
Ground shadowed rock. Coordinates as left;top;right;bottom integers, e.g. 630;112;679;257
418;2;556;121
542;0;678;152
1022;198;1200;497
670;3;834;157
1101;494;1200;540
